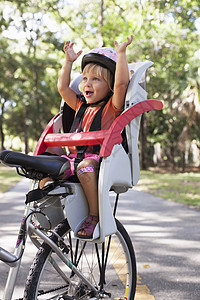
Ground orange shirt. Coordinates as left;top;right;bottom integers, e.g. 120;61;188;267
69;97;123;153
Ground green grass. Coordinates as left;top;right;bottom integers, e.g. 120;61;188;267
1;164;200;208
0;164;21;193
136;170;200;208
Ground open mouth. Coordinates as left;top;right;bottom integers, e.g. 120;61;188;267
85;91;93;97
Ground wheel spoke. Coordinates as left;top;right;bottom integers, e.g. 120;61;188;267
24;219;136;299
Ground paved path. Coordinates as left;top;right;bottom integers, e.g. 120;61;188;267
0;179;37;299
115;188;200;300
0;179;200;299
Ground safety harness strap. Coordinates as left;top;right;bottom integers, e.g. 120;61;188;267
68;93;112;172
70;93;112;173
69;102;89;133
74;102;106;170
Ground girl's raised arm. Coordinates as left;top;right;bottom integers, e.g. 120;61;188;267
112;35;133;110
57;41;82;110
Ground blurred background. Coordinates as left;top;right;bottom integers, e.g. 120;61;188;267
0;0;200;172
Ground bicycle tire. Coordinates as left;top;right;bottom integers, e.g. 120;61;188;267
24;218;136;299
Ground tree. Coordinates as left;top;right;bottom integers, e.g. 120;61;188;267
0;0;199;170
0;0;61;152
131;0;200;168
0;37;19;151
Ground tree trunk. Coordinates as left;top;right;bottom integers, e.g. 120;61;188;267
170;145;176;170
98;0;105;47
181;151;185;172
0;118;5;151
0;101;5;151
24;108;29;154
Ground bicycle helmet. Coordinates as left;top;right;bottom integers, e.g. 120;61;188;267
81;47;117;75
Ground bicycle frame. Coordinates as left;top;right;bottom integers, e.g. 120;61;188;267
1;200;100;300
0;191;106;300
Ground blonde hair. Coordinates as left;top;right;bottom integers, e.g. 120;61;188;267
82;63;113;91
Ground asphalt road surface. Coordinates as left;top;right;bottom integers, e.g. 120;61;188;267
0;178;200;299
115;187;200;300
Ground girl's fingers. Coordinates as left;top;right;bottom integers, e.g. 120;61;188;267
63;41;82;59
77;50;83;57
64;41;70;47
126;35;133;45
64;41;74;50
114;35;133;50
63;41;70;51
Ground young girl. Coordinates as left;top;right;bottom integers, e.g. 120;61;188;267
56;35;133;238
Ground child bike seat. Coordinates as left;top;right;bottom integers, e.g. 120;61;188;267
0;61;162;243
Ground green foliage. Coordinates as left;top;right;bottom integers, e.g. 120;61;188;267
0;0;199;168
0;0;62;151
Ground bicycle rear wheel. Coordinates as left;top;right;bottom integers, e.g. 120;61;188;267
24;218;136;299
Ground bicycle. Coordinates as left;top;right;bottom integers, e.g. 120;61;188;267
0;61;163;300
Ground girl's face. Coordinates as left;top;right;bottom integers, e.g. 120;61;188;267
82;69;110;104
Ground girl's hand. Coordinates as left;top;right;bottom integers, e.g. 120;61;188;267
63;41;82;63
114;35;133;54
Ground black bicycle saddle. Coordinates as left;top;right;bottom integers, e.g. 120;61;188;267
0;150;69;179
